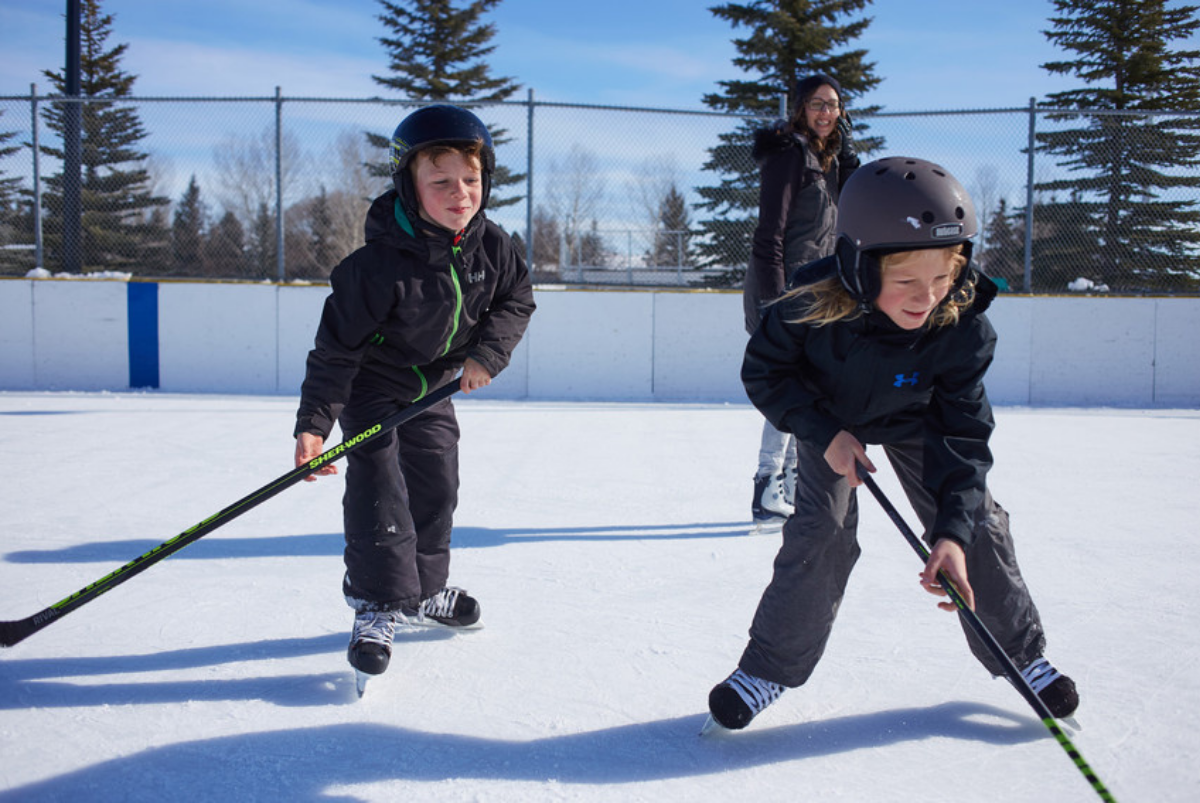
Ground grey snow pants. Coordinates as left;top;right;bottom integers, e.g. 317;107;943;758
338;393;460;613
739;438;1047;687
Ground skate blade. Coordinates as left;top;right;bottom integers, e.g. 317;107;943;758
355;669;371;698
1060;715;1082;732
699;714;731;737
407;617;484;631
748;520;785;536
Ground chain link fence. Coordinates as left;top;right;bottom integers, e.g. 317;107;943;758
1;89;1198;294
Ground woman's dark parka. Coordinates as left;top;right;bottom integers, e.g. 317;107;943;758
743;125;860;334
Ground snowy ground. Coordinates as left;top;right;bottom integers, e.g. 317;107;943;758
0;391;1197;802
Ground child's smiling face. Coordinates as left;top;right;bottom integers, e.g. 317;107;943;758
413;149;483;232
875;249;958;330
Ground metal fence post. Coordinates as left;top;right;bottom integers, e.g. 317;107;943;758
525;87;534;273
30;84;44;272
274;86;285;282
1023;96;1036;293
63;0;82;273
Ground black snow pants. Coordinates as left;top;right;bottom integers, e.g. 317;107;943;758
338;391;460;613
739;438;1047;687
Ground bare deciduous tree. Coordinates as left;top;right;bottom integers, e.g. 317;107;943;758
543;144;606;268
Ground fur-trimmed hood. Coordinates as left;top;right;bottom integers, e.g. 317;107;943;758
752;122;808;166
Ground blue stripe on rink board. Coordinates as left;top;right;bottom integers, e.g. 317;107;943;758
127;282;160;388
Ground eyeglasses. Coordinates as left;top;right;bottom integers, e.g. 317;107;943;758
805;99;841;113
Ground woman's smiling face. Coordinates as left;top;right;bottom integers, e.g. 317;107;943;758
803;84;841;143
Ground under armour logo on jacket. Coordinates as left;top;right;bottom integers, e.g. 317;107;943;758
893;372;920;388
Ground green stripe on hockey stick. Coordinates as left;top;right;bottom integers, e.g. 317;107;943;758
0;381;460;649
857;469;1118;803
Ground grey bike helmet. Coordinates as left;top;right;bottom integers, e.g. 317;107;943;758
389;104;495;221
834;157;978;302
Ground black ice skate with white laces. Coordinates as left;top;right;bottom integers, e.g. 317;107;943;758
348;609;410;697
750;472;793;534
702;668;788;734
1020;656;1079;721
404;586;482;629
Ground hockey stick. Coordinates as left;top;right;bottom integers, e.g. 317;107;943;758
856;467;1117;802
0;381;461;649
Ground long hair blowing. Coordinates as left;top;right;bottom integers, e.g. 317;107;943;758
781;245;974;327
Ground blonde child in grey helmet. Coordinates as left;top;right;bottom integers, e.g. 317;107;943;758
709;157;1078;732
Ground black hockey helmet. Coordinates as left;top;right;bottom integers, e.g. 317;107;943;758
389;104;496;221
834;156;977;303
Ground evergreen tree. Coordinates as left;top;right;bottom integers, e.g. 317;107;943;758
978;198;1024;291
1036;0;1200;292
170;175;208;277
0;112;32;274
246;202;277;280
0;112;21;211
282;186;343;279
695;0;882;283
648;185;695;269
205;210;247;278
39;0;168;273
369;0;524;210
308;186;340;273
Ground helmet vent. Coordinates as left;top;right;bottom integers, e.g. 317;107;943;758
921;211;935;223
955;207;965;219
904;172;917;180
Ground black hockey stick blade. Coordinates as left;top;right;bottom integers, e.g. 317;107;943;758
0;381;460;649
856;466;1117;802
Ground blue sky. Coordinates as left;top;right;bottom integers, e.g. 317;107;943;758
1;0;1089;110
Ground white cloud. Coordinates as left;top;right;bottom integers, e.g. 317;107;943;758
122;38;382;98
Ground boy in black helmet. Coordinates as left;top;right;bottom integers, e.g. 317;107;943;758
706;157;1077;731
293;105;535;690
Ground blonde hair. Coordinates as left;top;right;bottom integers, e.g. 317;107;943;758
780;245;974;327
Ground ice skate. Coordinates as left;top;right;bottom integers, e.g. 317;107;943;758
348;609;408;697
1021;656;1079;721
404;586;482;629
703;668;787;733
750;472;792;534
781;464;798;509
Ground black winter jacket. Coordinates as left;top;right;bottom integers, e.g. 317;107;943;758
295;190;535;438
743;124;860;334
742;256;1000;546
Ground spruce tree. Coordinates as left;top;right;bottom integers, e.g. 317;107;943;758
696;0;881;282
205;210;247;278
246;202;277;280
1036;0;1200;292
978;198;1024;292
39;0;168;273
369;0;524;210
170;175;208;277
0;112;31;274
648;185;695;269
0;112;21;211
